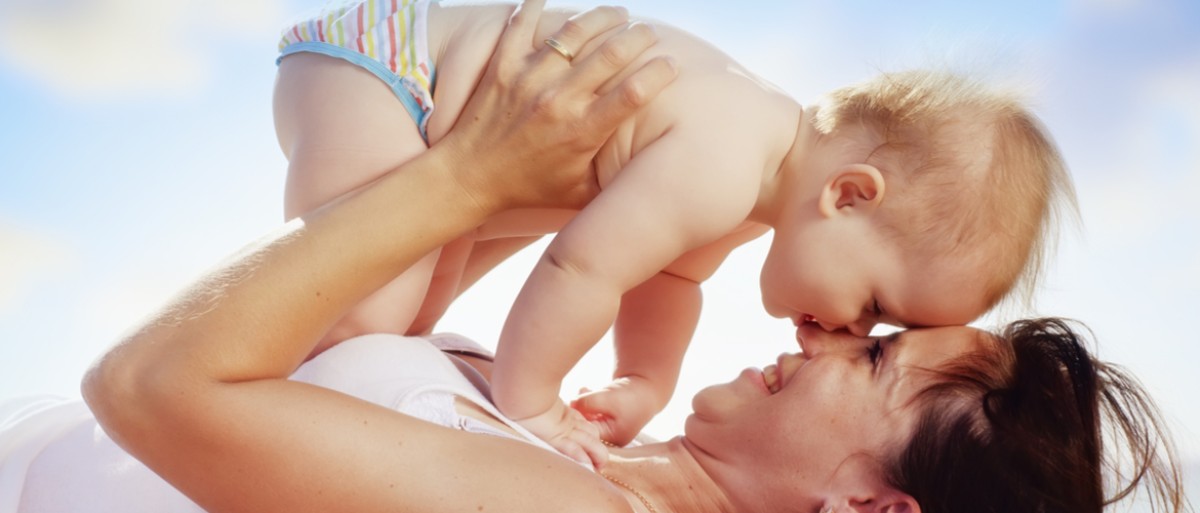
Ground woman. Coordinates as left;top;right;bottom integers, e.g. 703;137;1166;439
11;321;1181;513
2;3;1184;513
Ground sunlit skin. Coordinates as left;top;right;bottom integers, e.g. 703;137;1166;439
758;123;993;337
682;325;994;513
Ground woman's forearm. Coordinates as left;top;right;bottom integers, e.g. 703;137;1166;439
81;145;634;513
79;143;627;513
82;144;489;437
80;2;677;509
83;0;677;433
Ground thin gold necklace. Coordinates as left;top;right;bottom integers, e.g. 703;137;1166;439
600;472;658;513
600;440;658;513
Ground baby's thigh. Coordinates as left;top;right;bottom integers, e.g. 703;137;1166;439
274;53;436;349
274;52;429;217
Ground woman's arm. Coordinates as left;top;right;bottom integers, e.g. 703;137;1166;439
81;2;676;512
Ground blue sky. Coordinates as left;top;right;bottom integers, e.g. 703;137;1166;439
2;0;1198;497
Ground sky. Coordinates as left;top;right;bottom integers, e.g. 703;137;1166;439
1;0;1197;504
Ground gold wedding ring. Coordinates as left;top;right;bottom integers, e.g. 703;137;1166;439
544;38;575;61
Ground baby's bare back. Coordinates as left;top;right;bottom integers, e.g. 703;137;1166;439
426;3;798;239
275;2;800;348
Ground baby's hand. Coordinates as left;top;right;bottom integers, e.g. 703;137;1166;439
571;377;660;447
514;398;609;468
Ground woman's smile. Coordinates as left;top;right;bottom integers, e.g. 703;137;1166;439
762;352;805;394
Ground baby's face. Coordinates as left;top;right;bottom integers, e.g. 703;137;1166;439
759;216;988;337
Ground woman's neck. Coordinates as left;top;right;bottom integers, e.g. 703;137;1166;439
604;437;735;513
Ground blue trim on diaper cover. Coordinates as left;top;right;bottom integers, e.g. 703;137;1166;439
278;41;435;143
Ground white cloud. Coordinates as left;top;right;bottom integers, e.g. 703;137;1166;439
0;221;74;313
0;0;282;97
1073;56;1200;245
1145;60;1200;189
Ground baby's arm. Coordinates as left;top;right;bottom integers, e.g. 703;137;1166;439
492;123;762;464
573;222;768;445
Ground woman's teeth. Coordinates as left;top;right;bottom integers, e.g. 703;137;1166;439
762;364;780;394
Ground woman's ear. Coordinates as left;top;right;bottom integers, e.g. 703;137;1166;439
828;489;920;513
817;164;886;218
824;456;919;513
855;491;920;513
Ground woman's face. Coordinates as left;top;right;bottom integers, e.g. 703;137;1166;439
683;325;991;512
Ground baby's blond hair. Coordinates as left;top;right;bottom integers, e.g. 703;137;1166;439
814;70;1077;311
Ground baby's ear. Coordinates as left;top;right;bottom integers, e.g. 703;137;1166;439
818;164;886;217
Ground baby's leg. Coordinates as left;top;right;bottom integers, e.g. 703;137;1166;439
275;53;437;356
408;235;544;335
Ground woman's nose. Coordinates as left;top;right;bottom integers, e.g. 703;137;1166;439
798;323;869;356
846;318;877;337
797;324;839;355
816;319;841;332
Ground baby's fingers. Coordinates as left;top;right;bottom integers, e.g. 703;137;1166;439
588;415;622;447
568;425;610;469
559;407;607;467
565;404;602;435
548;427;607;468
572;387;618;416
552;438;593;467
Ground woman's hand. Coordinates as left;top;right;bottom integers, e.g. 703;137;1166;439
82;3;676;511
441;0;678;214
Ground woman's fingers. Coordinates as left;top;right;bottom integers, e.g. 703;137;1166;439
541;6;629;61
565;21;676;136
569;21;657;90
496;0;547;60
587;54;677;133
437;2;676;210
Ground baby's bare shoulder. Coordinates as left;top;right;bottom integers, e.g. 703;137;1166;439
651;66;800;149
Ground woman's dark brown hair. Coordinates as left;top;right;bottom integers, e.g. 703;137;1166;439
888;318;1188;513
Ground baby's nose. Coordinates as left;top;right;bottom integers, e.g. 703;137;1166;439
816;319;842;333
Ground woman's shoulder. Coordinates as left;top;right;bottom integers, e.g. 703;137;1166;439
467;449;635;513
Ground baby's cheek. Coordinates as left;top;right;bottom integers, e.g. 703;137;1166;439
782;277;821;312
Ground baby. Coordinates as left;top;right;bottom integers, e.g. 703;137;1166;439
274;0;1075;466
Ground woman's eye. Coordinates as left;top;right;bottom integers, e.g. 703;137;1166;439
868;339;883;365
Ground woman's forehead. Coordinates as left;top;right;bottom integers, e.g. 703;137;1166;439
899;325;992;359
885;326;995;401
